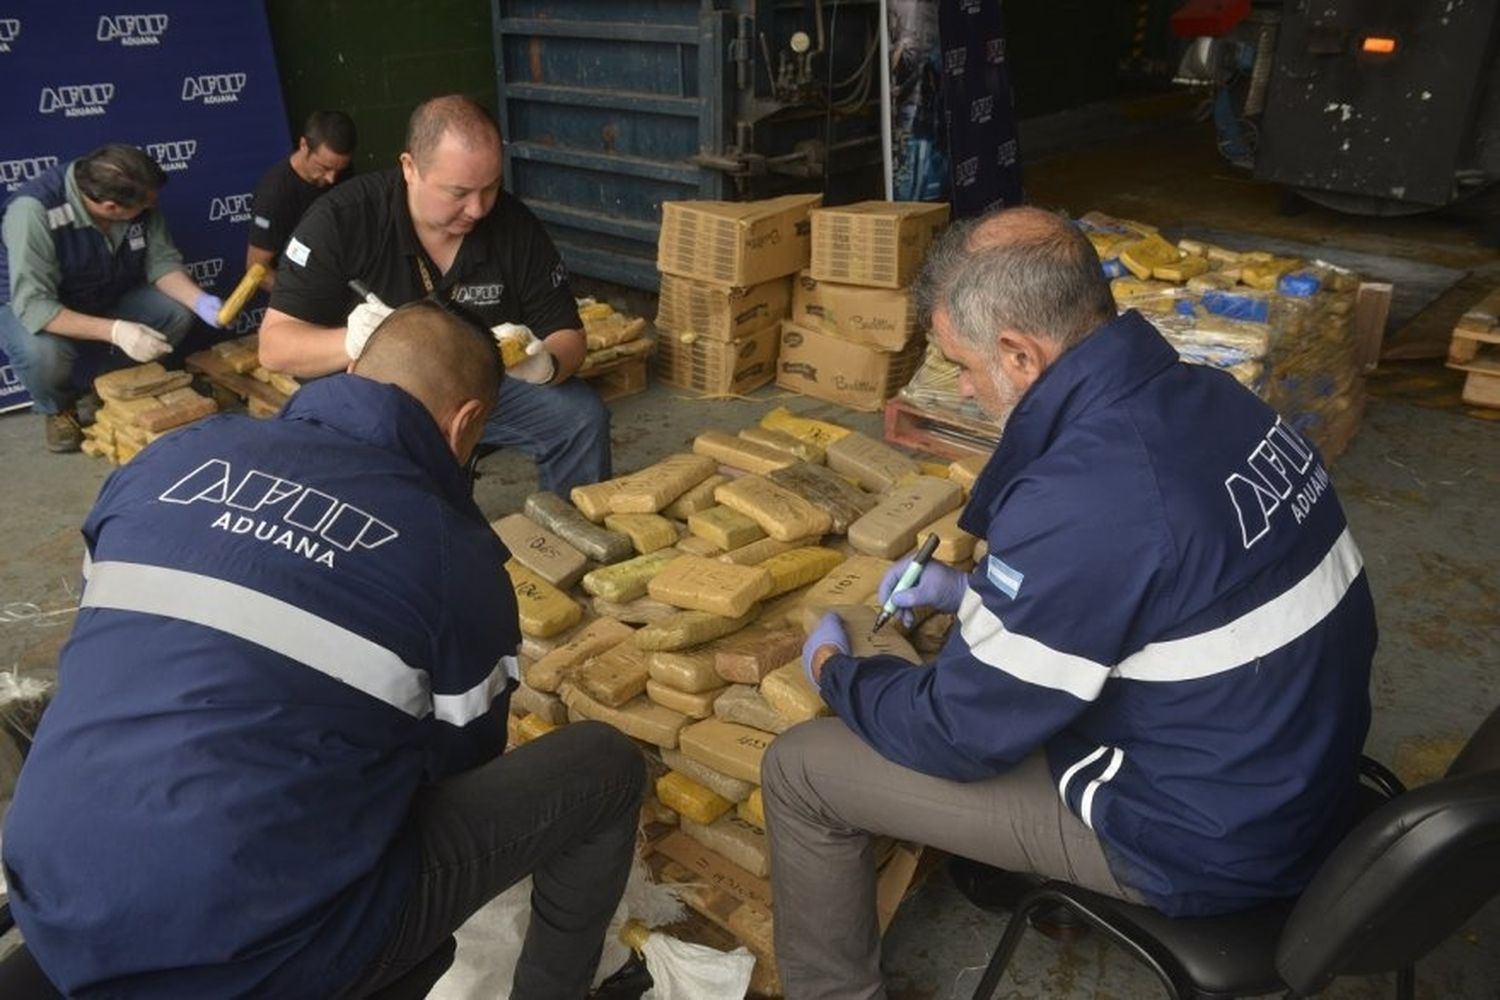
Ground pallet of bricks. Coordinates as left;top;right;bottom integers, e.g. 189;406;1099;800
654;193;820;395
574;299;654;401
497;411;989;995
785;201;947;414
1445;286;1500;409
1080;211;1370;464
80;362;219;464
185;335;299;418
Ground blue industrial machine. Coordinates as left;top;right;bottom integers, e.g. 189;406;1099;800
490;0;885;289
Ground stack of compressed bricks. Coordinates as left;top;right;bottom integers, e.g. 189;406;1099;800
576;299;651;364
81;362;218;464
191;334;300;419
1079;210;1367;463
497;407;991;992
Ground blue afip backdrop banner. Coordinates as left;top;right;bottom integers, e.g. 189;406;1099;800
938;0;1023;218
0;2;291;412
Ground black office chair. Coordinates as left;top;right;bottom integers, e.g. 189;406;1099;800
971;712;1500;1000
0;902;456;1000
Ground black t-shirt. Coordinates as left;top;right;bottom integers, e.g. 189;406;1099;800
248;158;329;258
270;168;580;337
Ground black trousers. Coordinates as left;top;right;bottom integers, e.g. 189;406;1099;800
341;721;646;999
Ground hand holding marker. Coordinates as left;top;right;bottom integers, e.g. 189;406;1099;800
872;533;941;634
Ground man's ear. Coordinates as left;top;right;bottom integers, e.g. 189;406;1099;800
995;330;1056;387
398;151;418;185
444;398;488;463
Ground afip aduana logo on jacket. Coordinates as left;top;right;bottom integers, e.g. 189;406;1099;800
0;18;20;52
160;459;401;570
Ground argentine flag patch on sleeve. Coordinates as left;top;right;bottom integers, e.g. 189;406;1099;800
985;555;1025;598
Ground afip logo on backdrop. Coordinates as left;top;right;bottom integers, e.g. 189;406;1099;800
146;139;197;172
954;155;979;188
97;14;169;46
39;83;114;117
186;258;224;286
986;38;1006;64
209;193;253;225
182;73;246;105
233;307;266;336
970;95;994;124
2;155;58;192
0;17;20;53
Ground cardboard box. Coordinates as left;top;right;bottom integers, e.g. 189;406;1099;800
791;271;918;352
656;273;791;342
658;193;822;286
656;323;780;396
809;200;950;289
776;321;925;411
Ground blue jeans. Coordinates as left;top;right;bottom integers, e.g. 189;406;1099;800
483;375;612;495
0;287;194;414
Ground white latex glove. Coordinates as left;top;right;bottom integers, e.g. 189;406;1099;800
492;322;556;384
109;320;172;362
508;347;557;385
345;301;393;360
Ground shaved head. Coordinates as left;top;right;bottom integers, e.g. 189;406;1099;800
405;95;501;169
353;300;500;456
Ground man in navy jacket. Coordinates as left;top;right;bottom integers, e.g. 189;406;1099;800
766;207;1375;998
2;301;645;998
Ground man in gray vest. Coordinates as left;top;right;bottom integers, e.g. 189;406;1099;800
0;143;223;452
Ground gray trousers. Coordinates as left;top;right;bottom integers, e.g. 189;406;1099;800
341;721;646;1000
762;718;1139;1000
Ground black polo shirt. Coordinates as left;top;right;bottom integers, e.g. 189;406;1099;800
270;168;580;336
248;158;331;258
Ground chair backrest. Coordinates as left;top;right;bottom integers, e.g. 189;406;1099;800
1276;710;1500;996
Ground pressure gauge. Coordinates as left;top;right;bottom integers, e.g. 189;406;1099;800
790;31;811;54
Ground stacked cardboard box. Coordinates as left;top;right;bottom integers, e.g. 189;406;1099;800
80;363;218;464
500;407;978;991
778;201;948;411
654;194;820;395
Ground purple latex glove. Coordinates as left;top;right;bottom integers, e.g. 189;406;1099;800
802;611;850;687
876;555;967;627
193;291;223;326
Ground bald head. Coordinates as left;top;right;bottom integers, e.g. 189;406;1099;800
353;301;501;459
405;95;501;169
915;205;1115;355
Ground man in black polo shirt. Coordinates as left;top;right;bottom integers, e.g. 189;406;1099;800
246;110;356;291
260;95;610;495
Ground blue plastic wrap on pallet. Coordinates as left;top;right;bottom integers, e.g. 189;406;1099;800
1102;258;1127;278
1201;290;1271;323
1278;271;1323;297
1174;298;1198;317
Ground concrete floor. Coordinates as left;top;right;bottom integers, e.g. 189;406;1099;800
2;110;1498;997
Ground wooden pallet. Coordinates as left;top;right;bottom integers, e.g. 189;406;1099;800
577;354;648;402
1446;289;1500;409
185;348;292;417
883;397;998;461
